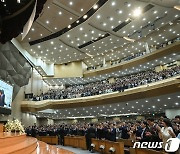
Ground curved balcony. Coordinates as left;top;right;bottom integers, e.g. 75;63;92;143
84;41;180;77
21;75;180;112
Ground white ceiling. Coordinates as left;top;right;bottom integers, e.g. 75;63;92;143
44;52;179;86
16;0;179;66
31;92;180;119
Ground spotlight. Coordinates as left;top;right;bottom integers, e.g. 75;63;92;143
133;8;142;17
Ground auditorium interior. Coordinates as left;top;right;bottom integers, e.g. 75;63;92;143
0;0;180;154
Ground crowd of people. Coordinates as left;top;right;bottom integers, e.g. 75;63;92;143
87;37;179;71
33;65;180;101
25;115;180;151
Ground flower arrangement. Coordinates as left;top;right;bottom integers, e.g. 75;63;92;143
5;119;25;133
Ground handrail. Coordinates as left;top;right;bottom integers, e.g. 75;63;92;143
21;76;180;112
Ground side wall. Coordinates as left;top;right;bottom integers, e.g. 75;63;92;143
0;69;49;125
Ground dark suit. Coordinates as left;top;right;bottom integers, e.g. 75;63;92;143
149;124;161;142
140;127;150;142
86;126;96;150
1;94;5;106
119;126;130;139
58;127;66;145
106;128;116;141
0;95;3;107
136;126;143;137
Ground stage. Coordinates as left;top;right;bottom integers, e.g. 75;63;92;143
0;132;74;154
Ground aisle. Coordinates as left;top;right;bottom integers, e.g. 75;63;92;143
57;145;100;154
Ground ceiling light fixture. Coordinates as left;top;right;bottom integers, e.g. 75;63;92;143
133;8;142;17
93;4;98;9
83;15;88;19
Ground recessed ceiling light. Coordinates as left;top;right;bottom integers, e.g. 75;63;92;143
58;11;62;15
103;23;107;26
118;10;122;14
153;10;157;14
133;8;142;17
83;15;88;19
110;17;114;21
111;1;116;6
68;25;71;28
67;34;70;37
70;17;73;20
46;20;49;24
69;1;73;5
93;4;98;9
97;15;101;19
80;8;83;12
80;27;83;31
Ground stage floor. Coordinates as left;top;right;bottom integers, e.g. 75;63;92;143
0;133;74;154
35;141;74;154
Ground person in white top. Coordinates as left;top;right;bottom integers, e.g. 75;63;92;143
159;118;176;149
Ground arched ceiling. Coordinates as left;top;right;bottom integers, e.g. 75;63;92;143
16;0;179;66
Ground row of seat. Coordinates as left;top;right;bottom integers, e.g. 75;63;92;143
36;136;58;145
64;136;87;150
62;135;166;154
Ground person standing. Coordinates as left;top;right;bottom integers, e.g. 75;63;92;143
159;118;176;149
86;123;96;151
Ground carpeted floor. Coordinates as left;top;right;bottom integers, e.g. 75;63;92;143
56;145;100;154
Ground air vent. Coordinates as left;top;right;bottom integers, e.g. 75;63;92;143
78;33;110;49
142;4;154;13
113;18;132;32
79;41;93;49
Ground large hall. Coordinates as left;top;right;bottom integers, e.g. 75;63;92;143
0;0;180;154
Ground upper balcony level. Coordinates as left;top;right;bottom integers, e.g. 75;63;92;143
83;40;180;77
21;75;180;112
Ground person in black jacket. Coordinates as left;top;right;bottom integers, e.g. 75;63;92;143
58;125;66;145
146;118;162;143
119;122;130;139
0;90;5;107
136;121;150;142
106;124;116;141
86;123;96;151
31;126;37;137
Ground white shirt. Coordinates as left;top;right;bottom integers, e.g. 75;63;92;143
161;127;174;148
